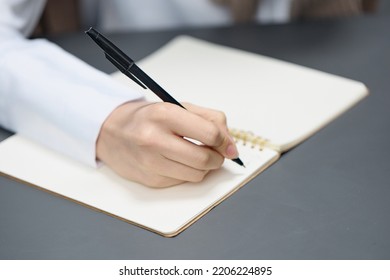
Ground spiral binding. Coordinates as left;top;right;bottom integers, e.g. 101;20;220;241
229;129;278;151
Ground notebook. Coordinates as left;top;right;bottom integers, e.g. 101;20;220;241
0;36;368;237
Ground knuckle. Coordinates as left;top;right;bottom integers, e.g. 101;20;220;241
213;154;225;169
133;126;159;147
149;103;172;121
205;124;223;146
189;170;208;183
196;151;212;167
197;152;224;170
214;110;227;125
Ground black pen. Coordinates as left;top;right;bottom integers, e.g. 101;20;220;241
85;27;244;167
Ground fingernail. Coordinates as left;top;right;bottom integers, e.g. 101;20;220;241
226;143;238;158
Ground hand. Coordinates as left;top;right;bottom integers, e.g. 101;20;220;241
96;101;239;187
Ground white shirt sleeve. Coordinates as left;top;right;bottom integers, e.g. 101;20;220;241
0;0;144;166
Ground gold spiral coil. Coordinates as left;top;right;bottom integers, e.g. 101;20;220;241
229;129;277;151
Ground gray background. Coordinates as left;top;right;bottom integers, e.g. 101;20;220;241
379;0;390;14
0;11;389;259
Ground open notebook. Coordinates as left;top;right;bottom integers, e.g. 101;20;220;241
0;36;368;237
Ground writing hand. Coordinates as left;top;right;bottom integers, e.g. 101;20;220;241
96;101;238;187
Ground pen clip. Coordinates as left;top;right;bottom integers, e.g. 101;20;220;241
104;52;147;89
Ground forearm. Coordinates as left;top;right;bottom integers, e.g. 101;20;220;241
0;34;144;165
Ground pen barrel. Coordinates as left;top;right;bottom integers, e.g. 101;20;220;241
86;28;133;68
130;65;185;109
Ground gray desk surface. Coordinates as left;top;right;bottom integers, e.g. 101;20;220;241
1;15;389;260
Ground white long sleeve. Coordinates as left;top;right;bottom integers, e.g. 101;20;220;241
0;0;143;166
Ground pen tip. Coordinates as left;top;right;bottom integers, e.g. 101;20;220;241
232;157;245;168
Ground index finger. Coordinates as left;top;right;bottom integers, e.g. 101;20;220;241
162;103;238;159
